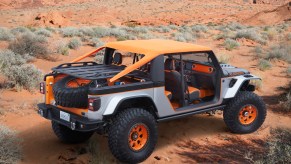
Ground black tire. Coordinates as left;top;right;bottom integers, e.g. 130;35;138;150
223;91;266;134
51;121;94;143
108;108;158;163
53;76;90;108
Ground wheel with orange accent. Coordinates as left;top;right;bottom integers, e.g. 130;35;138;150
53;76;92;108
223;91;266;134
108;108;157;163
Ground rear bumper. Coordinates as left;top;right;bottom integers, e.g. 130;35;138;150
37;103;104;132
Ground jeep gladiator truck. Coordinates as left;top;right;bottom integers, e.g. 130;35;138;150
38;39;266;163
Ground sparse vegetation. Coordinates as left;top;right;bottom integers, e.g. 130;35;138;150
35;28;52;37
173;32;194;42
279;82;291;113
258;128;291;163
224;38;240;51
253;46;265;58
258;59;272;71
0;27;14;41
11;26;30;35
0;50;42;91
8;32;49;59
56;41;69;55
0;125;21;164
266;44;291;63
68;37;81;49
217;54;231;64
235;29;266;45
0;50;28;69
60;27;80;37
3;64;42;91
90;38;105;47
88;136;113;164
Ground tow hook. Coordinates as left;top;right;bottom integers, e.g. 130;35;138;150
70;122;76;130
38;109;44;117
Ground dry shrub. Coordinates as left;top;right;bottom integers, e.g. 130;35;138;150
68;37;81;49
258;59;272;71
0;125;22;164
3;64;42;91
8;32;50;59
260;128;291;163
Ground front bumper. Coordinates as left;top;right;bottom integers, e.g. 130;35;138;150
37;103;104;132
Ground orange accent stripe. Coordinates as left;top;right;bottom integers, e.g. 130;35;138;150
192;64;213;74
71;47;105;63
45;76;54;104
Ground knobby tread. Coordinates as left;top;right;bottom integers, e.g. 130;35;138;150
52;76;90;108
51;121;93;143
223;91;266;134
108;108;158;163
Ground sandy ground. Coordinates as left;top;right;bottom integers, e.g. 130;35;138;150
0;0;290;163
0;0;289;27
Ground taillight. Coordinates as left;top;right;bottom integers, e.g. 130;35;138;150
88;97;101;111
40;82;45;94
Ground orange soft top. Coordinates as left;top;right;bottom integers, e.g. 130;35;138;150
105;39;211;56
107;39;211;82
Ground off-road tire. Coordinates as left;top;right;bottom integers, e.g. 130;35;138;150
223;91;266;134
108;108;158;163
53;76;90;108
51;121;94;143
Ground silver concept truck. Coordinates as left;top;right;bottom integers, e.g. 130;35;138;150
38;39;266;163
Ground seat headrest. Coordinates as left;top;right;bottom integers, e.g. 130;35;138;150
164;58;175;70
113;53;122;65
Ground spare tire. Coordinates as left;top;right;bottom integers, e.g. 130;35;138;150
53;76;91;108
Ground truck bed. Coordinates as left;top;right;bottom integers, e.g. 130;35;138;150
52;62;139;80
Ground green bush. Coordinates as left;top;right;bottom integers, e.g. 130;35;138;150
258;59;272;71
0;125;21;164
223;38;240;51
0;27;14;41
2;64;42;91
68;37;81;49
8;33;49;59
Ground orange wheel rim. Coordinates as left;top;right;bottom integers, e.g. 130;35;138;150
66;78;91;88
238;105;258;125
128;123;149;151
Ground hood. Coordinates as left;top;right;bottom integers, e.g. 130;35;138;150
220;64;250;77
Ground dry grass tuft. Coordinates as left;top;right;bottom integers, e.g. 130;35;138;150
0;125;22;164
